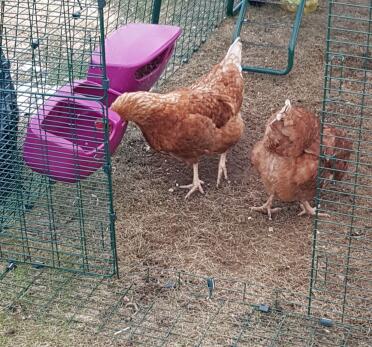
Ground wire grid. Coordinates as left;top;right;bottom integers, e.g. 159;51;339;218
70;0;227;81
0;47;19;230
309;0;372;331
0;0;229;276
0;263;370;346
155;0;227;80
0;0;117;276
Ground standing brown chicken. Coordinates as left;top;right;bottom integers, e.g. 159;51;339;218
251;100;352;219
111;38;244;198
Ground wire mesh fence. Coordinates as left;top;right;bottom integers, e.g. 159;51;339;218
309;0;372;332
0;0;117;276
0;0;228;276
1;263;370;346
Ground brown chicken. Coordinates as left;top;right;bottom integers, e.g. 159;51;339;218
251;100;352;219
111;38;244;198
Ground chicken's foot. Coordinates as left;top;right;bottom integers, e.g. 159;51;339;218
251;195;282;220
298;201;330;218
217;152;228;187
180;163;205;199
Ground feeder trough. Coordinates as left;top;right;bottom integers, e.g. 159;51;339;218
57;79;121;107
23;92;126;183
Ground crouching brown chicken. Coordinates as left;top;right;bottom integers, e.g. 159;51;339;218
111;38;244;198
251;100;352;219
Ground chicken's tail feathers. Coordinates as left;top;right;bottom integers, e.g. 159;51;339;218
222;37;242;72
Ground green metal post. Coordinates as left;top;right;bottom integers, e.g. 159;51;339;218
308;0;333;317
97;0;119;278
226;0;234;17
232;0;249;42
151;0;162;24
233;0;306;75
284;0;307;74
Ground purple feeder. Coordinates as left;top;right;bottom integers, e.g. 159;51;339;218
23;93;126;183
88;23;182;93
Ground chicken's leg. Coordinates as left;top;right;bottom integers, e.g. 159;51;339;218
251;195;282;220
298;201;330;218
217;152;228;187
180;163;205;199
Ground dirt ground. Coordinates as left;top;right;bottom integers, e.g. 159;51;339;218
113;5;327;295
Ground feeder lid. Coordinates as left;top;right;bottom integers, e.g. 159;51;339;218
91;23;182;68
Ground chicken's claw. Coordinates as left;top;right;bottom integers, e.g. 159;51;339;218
250;195;281;220
180;180;205;199
217;152;228;187
180;163;205;199
298;201;330;218
250;205;282;221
